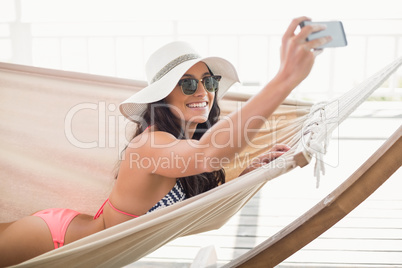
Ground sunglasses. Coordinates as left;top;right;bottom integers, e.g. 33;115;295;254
177;75;222;95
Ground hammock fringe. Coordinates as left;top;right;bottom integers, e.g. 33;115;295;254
1;57;400;267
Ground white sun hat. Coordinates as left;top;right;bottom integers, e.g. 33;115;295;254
119;41;240;122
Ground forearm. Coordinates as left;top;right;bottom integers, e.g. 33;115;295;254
200;73;293;160
198;16;331;163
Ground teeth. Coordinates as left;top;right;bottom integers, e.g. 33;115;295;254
187;102;207;108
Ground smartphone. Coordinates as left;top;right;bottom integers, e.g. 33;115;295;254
299;21;347;48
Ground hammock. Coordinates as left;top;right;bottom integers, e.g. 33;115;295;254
0;57;401;267
224;124;402;268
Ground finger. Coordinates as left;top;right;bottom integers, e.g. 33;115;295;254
261;151;286;163
283;16;311;38
271;151;286;159
271;144;291;152
297;24;328;43
308;36;332;49
279;144;291;151
313;48;323;56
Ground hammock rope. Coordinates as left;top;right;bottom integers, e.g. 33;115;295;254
300;57;402;186
2;57;400;267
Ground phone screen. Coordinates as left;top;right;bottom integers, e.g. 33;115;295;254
300;21;347;48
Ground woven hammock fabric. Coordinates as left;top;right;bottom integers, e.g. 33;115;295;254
0;57;401;267
0;63;310;222
299;56;402;186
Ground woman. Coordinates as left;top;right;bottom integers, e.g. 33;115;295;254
0;16;330;266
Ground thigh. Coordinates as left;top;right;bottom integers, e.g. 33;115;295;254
0;216;54;267
0;221;15;233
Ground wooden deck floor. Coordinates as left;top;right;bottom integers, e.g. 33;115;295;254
128;102;402;267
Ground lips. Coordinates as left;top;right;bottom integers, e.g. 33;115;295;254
186;102;208;108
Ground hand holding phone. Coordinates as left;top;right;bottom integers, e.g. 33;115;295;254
300;21;347;48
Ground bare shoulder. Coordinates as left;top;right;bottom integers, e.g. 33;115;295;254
127;130;179;155
119;130;179;174
119;130;208;177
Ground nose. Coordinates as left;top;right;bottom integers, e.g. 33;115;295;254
194;81;208;97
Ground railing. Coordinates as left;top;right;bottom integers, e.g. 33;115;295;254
1;15;401;102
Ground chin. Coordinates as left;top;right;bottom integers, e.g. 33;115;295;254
190;115;209;124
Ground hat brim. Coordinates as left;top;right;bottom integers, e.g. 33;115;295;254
120;56;239;122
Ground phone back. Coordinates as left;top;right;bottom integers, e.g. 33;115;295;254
301;21;347;48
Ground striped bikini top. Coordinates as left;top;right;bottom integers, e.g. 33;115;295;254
94;180;186;219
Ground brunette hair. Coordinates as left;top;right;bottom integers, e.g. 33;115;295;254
116;92;225;198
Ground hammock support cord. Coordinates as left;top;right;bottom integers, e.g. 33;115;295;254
300;57;402;186
3;57;400;267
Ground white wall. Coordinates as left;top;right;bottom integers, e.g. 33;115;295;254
1;0;402;101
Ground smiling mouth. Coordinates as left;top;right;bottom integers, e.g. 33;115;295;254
186;102;208;108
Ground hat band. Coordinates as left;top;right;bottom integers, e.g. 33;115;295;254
151;53;200;84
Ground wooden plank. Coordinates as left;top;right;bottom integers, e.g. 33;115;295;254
300;238;402;251
286;250;402;265
161;236;402;253
223;126;402;268
190;245;218;268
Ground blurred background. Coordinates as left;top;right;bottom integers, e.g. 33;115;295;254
1;1;401;266
1;0;402;101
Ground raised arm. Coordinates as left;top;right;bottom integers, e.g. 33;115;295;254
129;17;331;178
199;17;330;158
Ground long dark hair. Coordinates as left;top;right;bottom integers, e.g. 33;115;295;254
116;92;226;198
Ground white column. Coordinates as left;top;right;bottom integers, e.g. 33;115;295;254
10;0;32;65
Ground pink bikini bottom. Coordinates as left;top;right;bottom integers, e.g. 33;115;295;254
33;208;80;249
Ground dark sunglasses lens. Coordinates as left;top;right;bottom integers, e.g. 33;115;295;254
181;79;198;95
203;76;219;92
